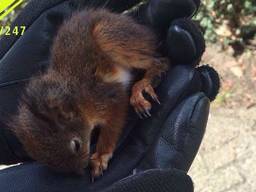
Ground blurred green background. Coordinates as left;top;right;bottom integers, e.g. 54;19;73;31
197;0;256;55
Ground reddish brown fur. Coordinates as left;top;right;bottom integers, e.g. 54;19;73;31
10;9;168;176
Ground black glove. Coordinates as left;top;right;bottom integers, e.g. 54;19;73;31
0;0;220;191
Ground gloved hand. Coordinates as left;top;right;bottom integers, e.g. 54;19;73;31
0;0;220;191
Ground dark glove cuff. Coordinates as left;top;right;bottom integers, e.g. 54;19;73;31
197;65;220;101
167;19;205;66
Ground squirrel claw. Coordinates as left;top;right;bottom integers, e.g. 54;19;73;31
142;111;150;118
90;175;95;183
145;109;151;117
135;108;143;119
144;85;161;105
130;80;156;118
134;106;151;119
151;95;161;105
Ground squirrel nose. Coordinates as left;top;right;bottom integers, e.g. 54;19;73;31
70;137;82;154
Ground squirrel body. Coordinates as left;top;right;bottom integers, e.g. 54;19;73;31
11;9;168;177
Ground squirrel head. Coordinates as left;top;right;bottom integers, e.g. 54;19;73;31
11;72;92;175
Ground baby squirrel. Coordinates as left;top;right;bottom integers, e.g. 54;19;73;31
11;9;168;178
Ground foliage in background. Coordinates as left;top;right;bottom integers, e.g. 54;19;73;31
195;0;256;54
0;0;28;25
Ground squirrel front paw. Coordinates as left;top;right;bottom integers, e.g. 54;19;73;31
130;79;160;118
90;152;113;182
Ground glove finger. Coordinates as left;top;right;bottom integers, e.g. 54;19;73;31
135;93;209;172
102;168;193;192
129;0;200;34
167;19;205;66
158;93;209;171
197;65;221;101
